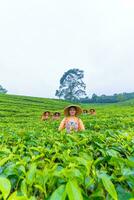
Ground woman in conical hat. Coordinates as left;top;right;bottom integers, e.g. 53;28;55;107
58;105;85;133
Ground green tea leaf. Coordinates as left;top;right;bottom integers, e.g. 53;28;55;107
8;191;27;200
50;185;66;200
0;177;11;200
26;163;36;186
66;180;83;200
29;197;37;200
21;179;27;196
101;174;118;200
117;185;133;200
0;154;13;167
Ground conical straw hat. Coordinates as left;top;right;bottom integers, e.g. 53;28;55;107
64;105;82;116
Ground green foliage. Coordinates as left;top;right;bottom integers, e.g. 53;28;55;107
0;85;7;94
80;92;134;103
0;177;11;199
66;180;83;200
100;173;118;200
0;94;134;199
55;68;87;101
50;185;66;200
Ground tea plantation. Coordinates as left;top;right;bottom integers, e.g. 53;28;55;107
0;94;134;200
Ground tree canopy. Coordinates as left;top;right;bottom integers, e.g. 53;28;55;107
80;92;134;103
0;85;7;94
55;68;87;102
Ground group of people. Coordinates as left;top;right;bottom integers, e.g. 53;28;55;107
41;105;96;133
83;108;96;115
41;111;61;121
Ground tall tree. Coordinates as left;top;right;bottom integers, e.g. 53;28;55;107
55;68;87;102
0;85;7;94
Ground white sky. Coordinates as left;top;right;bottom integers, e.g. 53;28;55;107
0;0;134;98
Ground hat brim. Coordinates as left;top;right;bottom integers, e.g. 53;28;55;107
64;105;82;116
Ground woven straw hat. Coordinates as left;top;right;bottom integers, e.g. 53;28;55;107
64;105;82;116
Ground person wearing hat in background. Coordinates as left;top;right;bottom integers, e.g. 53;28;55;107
52;112;61;120
83;109;88;115
89;109;96;115
58;105;85;133
41;111;51;121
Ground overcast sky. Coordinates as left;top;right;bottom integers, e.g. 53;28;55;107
0;0;134;98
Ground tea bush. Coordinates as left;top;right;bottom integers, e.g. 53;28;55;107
0;94;134;200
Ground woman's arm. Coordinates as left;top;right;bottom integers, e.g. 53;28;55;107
58;118;66;131
79;119;85;131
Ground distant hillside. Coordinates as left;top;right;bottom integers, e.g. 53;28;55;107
0;93;133;131
0;94;133;120
0;94;71;113
118;98;134;106
80;92;134;103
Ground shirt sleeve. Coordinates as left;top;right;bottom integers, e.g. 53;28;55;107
78;119;85;131
58;118;66;131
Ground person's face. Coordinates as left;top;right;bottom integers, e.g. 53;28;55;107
90;110;95;114
69;107;77;116
54;114;58;118
45;112;49;117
